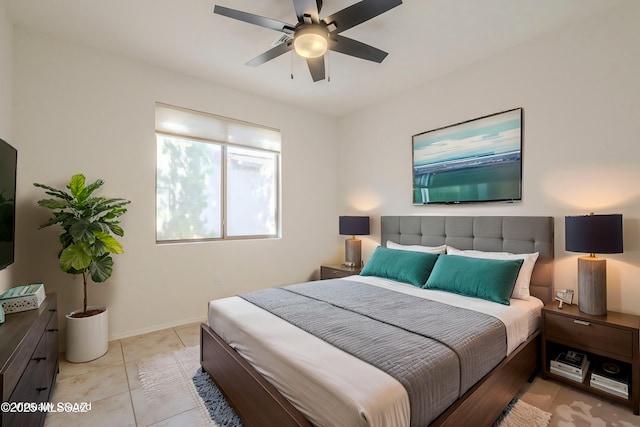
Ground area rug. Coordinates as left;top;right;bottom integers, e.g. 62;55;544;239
494;398;552;427
137;346;221;426
140;346;550;427
192;367;243;427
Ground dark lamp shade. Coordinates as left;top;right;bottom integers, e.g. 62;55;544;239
565;214;623;254
339;216;370;236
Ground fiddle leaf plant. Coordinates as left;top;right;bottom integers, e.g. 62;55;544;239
34;174;130;315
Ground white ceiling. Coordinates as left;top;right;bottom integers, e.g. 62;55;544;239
5;0;625;117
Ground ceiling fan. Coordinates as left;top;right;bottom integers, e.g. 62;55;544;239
213;0;402;82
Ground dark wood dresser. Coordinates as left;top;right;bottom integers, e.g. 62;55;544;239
0;293;59;427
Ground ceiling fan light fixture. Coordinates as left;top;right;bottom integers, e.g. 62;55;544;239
293;26;328;59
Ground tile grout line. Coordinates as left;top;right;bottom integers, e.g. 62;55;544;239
118;339;141;426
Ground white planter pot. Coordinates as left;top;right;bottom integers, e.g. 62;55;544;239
66;306;109;363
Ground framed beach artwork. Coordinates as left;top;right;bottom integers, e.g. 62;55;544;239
412;108;523;205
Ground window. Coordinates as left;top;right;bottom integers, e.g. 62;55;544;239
155;103;280;242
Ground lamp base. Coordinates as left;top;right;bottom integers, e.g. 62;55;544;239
577;256;607;316
344;238;362;267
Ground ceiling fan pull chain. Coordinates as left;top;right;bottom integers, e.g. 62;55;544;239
291;51;294;80
327;51;331;82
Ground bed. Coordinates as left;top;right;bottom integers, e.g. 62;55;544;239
200;215;554;426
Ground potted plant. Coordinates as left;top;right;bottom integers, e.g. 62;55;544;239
34;174;130;362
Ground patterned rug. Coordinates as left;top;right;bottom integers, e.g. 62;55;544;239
139;346;550;427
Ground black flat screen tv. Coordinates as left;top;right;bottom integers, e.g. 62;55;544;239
412;108;522;204
0;137;17;270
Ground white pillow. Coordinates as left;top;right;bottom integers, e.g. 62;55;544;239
386;241;447;254
446;246;539;300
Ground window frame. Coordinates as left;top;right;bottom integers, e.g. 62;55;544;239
155;105;281;243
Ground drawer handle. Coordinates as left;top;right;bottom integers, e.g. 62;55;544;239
47;328;59;332
573;320;591;326
32;357;47;362
36;387;48;392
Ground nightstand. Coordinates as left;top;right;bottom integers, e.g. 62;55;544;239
541;301;640;415
320;264;362;280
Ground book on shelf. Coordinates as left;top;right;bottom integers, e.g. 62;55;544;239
591;374;628;393
550;362;589;383
551;351;588;375
591;362;629;392
590;378;629;399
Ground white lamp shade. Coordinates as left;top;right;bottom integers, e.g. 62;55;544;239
294;26;328;58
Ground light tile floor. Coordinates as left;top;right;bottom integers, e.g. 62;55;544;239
44;323;640;426
44;322;200;427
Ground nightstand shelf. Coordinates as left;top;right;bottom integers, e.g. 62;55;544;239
320;264;362;280
541;302;640;415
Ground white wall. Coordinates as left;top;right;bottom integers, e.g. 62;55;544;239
9;2;640;339
12;28;340;339
337;2;640;315
0;0;11;139
0;0;14;291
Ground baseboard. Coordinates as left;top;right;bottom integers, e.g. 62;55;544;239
108;316;207;341
58;315;207;350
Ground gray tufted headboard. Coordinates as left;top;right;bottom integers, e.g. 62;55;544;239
381;216;554;303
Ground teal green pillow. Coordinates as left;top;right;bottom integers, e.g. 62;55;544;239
424;255;524;305
360;246;439;287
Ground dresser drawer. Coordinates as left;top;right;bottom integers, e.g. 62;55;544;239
4;317;52;427
321;266;350;279
45;309;59;394
545;312;633;359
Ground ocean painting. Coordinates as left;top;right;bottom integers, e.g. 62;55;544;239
412;108;522;204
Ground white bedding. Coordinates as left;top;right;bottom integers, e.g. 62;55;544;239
207;276;543;427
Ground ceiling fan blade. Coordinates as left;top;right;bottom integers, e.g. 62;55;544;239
214;5;295;33
306;56;325;82
292;0;322;23
323;0;402;34
329;35;388;63
246;42;293;67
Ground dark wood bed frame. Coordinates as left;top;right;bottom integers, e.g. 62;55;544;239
201;216;554;426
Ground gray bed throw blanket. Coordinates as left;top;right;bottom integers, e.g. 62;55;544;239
240;279;507;426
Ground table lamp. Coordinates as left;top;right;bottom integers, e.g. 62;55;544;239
339;216;370;267
565;213;623;316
